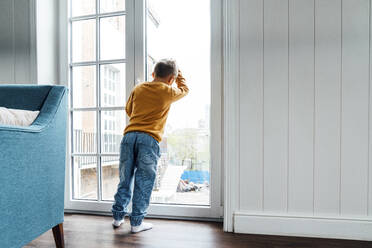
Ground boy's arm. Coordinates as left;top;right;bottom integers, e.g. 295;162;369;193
170;71;189;102
125;91;134;117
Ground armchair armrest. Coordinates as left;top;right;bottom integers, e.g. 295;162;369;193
0;86;67;133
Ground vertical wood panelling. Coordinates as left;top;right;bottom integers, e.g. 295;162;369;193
288;0;315;213
239;0;264;211
0;0;32;84
263;0;289;212
237;0;372;234
341;0;369;215
0;0;14;82
369;0;372;217
313;0;342;215
14;0;31;83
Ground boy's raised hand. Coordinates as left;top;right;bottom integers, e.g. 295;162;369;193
176;70;186;84
171;69;189;100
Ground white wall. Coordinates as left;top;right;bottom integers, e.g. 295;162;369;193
0;0;34;84
224;0;372;241
36;0;59;85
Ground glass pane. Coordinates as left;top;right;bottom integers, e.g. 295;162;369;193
72;0;96;17
72;20;96;62
100;63;126;107
101;110;125;153
72;65;96;108
73;156;98;200
147;0;210;206
100;0;125;13
73;111;97;153
100;16;125;60
101;156;120;201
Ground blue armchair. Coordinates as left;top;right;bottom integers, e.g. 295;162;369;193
0;85;68;248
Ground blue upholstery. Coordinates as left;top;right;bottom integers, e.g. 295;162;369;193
0;85;68;248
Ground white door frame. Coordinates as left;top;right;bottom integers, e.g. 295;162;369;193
59;0;223;220
221;0;239;231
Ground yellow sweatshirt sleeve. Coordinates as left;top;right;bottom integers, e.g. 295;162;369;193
170;75;189;102
125;91;134;117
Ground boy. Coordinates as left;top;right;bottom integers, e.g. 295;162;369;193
111;59;189;233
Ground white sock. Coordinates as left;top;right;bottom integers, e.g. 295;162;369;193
112;218;124;228
131;222;153;233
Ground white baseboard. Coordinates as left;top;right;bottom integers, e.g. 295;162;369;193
234;211;372;241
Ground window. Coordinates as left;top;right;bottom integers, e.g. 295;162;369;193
146;0;211;206
65;0;222;219
69;0;126;201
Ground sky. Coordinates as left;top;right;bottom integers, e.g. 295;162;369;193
146;0;211;130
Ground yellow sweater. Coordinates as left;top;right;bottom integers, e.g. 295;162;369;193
124;80;189;142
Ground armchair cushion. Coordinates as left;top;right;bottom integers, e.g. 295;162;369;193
0;107;40;126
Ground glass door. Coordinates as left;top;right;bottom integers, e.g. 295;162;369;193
65;0;222;219
146;0;211;206
66;0;132;211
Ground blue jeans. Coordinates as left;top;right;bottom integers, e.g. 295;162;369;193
111;131;160;226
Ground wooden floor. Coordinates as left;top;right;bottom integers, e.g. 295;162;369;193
25;214;371;248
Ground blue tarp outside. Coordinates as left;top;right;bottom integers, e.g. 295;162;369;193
180;170;210;184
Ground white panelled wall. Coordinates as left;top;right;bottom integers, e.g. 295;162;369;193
0;0;59;85
0;0;34;83
224;0;372;240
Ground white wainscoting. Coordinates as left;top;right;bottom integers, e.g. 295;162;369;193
0;0;59;85
224;0;372;240
0;0;34;84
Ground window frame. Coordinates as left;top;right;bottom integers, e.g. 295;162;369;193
60;0;223;220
